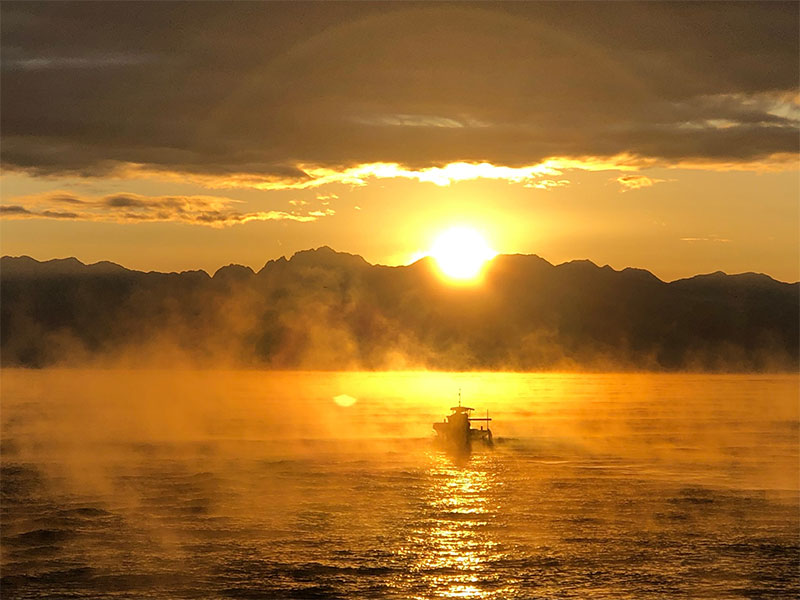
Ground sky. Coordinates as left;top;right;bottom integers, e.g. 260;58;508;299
1;1;798;282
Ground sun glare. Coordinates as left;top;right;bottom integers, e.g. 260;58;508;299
430;227;497;282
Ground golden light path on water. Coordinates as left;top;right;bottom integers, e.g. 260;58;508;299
400;452;507;599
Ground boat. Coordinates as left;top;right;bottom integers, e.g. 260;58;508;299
433;391;493;452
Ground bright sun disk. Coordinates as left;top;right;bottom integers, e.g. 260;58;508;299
430;226;496;281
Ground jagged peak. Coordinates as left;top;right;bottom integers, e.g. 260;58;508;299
288;246;368;267
179;269;211;279
672;270;788;287
556;258;600;270
1;255;130;276
621;266;664;283
255;247;369;275
493;252;552;265
672;270;729;284
258;256;288;274
86;260;129;273
291;245;365;260
1;255;42;266
407;255;434;266
486;253;553;278
213;263;255;279
551;259;667;284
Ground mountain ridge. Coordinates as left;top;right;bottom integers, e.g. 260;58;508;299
1;248;796;285
2;247;797;371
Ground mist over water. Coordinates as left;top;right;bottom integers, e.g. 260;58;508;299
2;370;798;599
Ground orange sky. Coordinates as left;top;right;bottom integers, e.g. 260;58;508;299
1;2;798;282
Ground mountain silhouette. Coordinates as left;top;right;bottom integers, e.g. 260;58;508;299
1;249;797;371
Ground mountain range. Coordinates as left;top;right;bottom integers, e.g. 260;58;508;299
1;247;797;371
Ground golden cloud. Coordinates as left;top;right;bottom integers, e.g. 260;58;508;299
122;155;649;192
615;175;668;192
0;192;331;227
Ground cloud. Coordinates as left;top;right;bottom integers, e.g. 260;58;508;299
293;161;572;189
0;192;330;227
350;113;489;129
307;209;335;218
680;236;732;243
4;53;155;70
142;157;636;191
40;209;81;219
0;205;31;214
529;179;571;191
615;175;668;192
1;3;797;180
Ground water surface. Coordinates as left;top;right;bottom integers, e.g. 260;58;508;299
2;370;798;598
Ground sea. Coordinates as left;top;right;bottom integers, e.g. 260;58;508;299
1;370;798;599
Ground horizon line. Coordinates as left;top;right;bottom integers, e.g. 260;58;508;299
1;248;797;286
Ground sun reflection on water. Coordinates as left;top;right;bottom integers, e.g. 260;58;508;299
400;451;511;599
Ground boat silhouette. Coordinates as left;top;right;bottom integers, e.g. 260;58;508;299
433;391;493;453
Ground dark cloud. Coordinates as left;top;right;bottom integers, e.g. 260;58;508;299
104;195;150;208
1;2;797;180
0;205;32;214
40;209;80;219
50;194;86;204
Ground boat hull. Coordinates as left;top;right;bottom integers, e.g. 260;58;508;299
433;421;493;452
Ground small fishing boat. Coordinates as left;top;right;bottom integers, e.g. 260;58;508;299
433;391;493;452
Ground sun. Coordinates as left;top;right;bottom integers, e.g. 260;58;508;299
430;226;497;282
